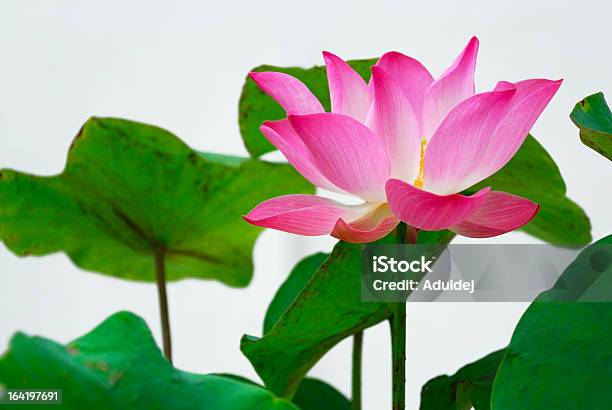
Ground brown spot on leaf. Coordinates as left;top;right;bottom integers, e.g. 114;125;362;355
96;361;110;372
109;371;124;385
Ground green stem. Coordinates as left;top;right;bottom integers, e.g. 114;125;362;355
154;246;173;363
351;331;363;410
389;223;415;409
390;302;406;410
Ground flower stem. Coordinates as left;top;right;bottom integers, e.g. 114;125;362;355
389;223;415;409
154;246;172;363
390;302;406;410
351;331;363;410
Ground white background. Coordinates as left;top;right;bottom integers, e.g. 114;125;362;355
1;1;610;408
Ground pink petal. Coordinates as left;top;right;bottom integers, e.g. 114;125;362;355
249;71;324;115
332;204;399;243
376;51;433;126
451;191;540;237
323;51;372;122
422;36;479;138
385;179;490;231
260;119;343;193
367;66;421;182
494;80;515;92
289;113;391;202
483;79;562;175
243;194;367;236
424;79;561;195
423;87;517;195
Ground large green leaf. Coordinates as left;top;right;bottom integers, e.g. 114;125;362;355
214;374;351;410
420;349;505;410
537;235;612;302
238;59;376;157
491;235;612;409
293;378;351;410
241;241;389;398
466;135;591;245
241;230;455;398
0;117;313;286
0;311;297;410
421;236;612;409
570;92;612;161
257;253;358;408
263;252;328;334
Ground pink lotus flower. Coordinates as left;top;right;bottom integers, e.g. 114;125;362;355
244;37;561;243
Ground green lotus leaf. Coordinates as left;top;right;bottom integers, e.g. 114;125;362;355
0;311;297;410
570;92;612;161
492;235;612;409
242;230;455;398
293;378;351;410
0;117;313;286
420;349;504;410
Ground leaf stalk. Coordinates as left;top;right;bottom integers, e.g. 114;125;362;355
154;246;172;363
352;331;363;410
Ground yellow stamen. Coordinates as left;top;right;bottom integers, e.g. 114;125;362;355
413;137;427;189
